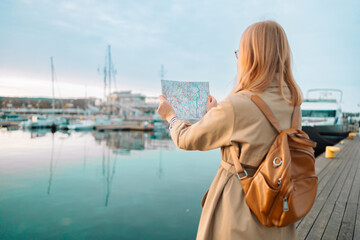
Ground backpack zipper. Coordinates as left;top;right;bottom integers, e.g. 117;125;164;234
283;185;294;212
292;175;317;182
283;175;317;212
283;148;315;211
283;197;289;212
289;148;314;158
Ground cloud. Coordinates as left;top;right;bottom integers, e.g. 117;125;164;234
0;0;359;111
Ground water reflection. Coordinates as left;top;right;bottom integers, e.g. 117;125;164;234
157;151;164;179
47;134;54;195
93;131;145;152
47;133;66;195
92;131;175;153
23;128;174;151
36;129;175;206
103;145;117;207
89;131;175;206
83;135;87;170
0;128;219;239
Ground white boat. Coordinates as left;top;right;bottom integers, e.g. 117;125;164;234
94;116;123;126
19;115;68;130
302;89;343;127
67;120;95;131
301;89;349;156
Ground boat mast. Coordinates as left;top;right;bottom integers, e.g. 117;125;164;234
108;45;112;96
50;57;55;115
85;84;87;113
108;45;112;115
103;66;107;102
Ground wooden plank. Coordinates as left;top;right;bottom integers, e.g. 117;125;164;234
296;141;345;228
316;141;352;192
316;157;336;184
296;148;348;236
351;138;360;240
296;144;353;240
296;144;351;232
296;151;342;228
320;146;360;239
337;145;360;240
354;198;360;240
314;146;349;198
338;203;357;240
303;146;357;240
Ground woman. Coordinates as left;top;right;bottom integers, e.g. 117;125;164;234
157;20;301;240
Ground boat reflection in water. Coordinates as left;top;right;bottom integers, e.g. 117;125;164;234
92;130;174;152
93;131;175;206
43;129;175;207
0;128;220;239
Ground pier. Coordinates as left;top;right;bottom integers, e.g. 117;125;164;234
296;135;360;240
94;124;153;131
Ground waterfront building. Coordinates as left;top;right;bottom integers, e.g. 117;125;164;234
107;91;159;118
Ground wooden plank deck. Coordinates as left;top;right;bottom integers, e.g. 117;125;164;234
94;124;153;131
296;135;360;240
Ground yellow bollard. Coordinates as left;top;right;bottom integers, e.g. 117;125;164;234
349;132;356;140
325;146;340;159
341;140;344;145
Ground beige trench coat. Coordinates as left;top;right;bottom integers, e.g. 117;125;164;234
170;75;300;240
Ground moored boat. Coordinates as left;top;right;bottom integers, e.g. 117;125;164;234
301;89;349;156
19;115;68;131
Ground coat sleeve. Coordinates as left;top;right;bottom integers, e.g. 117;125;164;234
169;97;234;151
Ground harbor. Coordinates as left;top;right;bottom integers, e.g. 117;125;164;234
0;45;170;134
1;84;359;240
0;117;359;239
1;1;359;239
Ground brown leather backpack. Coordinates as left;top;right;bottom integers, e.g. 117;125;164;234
230;92;317;227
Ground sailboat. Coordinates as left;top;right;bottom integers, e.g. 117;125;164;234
19;57;68;131
94;45;124;128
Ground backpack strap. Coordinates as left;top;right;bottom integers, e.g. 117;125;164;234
242;91;282;133
231;91;301;178
291;105;301;129
229;145;248;179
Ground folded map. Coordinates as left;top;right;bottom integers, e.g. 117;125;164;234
161;80;209;121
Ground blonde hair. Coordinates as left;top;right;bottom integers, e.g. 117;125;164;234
233;21;302;106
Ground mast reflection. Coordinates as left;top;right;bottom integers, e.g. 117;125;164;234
92;131;175;206
40;129;174;205
92;131;175;152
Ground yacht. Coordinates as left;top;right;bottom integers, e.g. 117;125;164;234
301;89;349;156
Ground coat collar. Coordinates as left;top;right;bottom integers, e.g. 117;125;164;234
268;73;288;87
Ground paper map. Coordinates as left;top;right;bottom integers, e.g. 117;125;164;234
161;80;209;121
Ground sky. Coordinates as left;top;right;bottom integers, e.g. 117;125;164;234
0;0;359;112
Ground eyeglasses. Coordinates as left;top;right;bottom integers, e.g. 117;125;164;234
234;50;239;59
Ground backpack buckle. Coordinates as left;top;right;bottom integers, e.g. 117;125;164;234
236;169;248;180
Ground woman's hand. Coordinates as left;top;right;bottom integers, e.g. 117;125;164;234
157;95;176;123
206;94;217;112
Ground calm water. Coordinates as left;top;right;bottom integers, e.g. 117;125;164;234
0;129;220;240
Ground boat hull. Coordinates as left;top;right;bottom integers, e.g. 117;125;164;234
302;125;349;156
